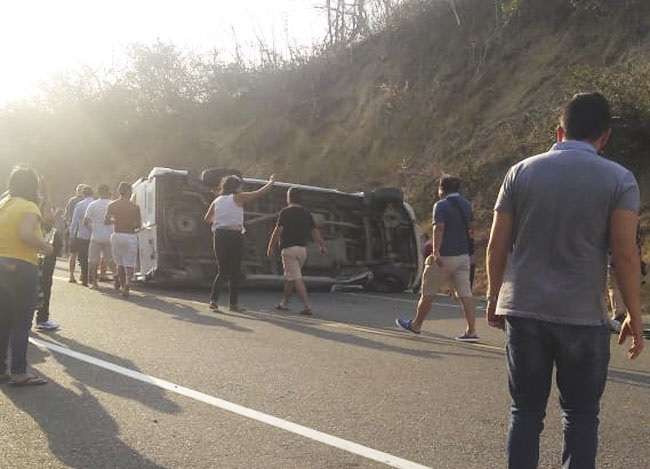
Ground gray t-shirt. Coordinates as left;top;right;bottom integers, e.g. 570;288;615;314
495;140;640;326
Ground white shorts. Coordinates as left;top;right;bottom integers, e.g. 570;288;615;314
281;246;307;281
421;254;472;298
88;240;112;265
111;233;138;268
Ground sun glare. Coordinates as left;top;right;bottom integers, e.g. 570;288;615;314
0;0;324;104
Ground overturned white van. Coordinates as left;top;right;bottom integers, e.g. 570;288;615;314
132;168;423;292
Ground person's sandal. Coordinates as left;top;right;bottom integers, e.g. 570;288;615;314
299;308;313;316
9;375;48;387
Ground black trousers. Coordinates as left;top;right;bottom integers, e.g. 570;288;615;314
210;230;243;307
75;238;90;285
36;255;56;323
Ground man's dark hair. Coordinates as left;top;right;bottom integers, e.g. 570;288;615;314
287;187;302;205
561;92;611;141
220;176;243;195
82;185;94;198
439;175;461;195
97;184;111;198
8;166;40;204
117;182;132;197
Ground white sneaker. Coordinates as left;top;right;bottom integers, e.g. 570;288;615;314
36;320;60;331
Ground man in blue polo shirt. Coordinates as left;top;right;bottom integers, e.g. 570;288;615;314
396;175;478;342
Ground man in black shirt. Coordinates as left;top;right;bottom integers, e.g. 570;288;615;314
267;187;326;315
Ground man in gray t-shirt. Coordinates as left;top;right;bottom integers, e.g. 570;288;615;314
486;93;644;469
494;140;639;325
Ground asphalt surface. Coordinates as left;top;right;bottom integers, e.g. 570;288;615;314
1;262;649;469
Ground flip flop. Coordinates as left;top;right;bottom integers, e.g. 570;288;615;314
9;376;48;387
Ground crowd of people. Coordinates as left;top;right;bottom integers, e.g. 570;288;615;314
0;92;647;468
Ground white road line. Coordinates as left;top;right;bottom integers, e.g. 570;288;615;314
29;337;431;469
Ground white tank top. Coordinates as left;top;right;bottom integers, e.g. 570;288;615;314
212;195;244;231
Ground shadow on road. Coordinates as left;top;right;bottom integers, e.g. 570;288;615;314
219;308;502;361
99;289;253;333
2;346;169;469
41;333;183;415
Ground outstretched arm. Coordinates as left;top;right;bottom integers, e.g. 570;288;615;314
234;174;276;206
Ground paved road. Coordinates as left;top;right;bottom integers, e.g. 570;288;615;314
1;263;648;468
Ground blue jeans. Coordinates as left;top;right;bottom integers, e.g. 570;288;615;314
505;316;610;469
0;257;39;375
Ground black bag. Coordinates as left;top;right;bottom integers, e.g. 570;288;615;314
446;197;475;256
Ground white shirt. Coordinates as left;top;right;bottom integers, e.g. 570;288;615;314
85;198;114;242
211;195;244;232
70;197;94;240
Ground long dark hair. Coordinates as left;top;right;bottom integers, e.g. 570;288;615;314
219;176;243;195
8;166;40;204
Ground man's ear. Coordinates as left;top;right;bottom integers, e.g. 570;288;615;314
556;126;566;143
595;128;612;153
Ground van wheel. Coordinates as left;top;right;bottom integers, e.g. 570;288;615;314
365;188;404;207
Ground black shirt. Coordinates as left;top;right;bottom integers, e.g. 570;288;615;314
278;205;315;249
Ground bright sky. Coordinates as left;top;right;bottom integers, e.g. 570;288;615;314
0;0;325;104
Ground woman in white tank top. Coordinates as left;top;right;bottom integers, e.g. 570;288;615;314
203;174;275;312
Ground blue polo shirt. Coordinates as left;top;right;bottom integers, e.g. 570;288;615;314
433;193;473;256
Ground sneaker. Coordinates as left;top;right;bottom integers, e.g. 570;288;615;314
395;318;421;334
36;320;60;331
455;333;479;343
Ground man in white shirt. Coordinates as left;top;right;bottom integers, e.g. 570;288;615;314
84;184;114;289
70;186;95;286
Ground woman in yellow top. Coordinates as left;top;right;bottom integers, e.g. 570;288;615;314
0;167;53;386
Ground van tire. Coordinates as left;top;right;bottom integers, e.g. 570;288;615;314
201;168;243;188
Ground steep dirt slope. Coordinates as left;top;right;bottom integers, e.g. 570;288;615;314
207;0;650;224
